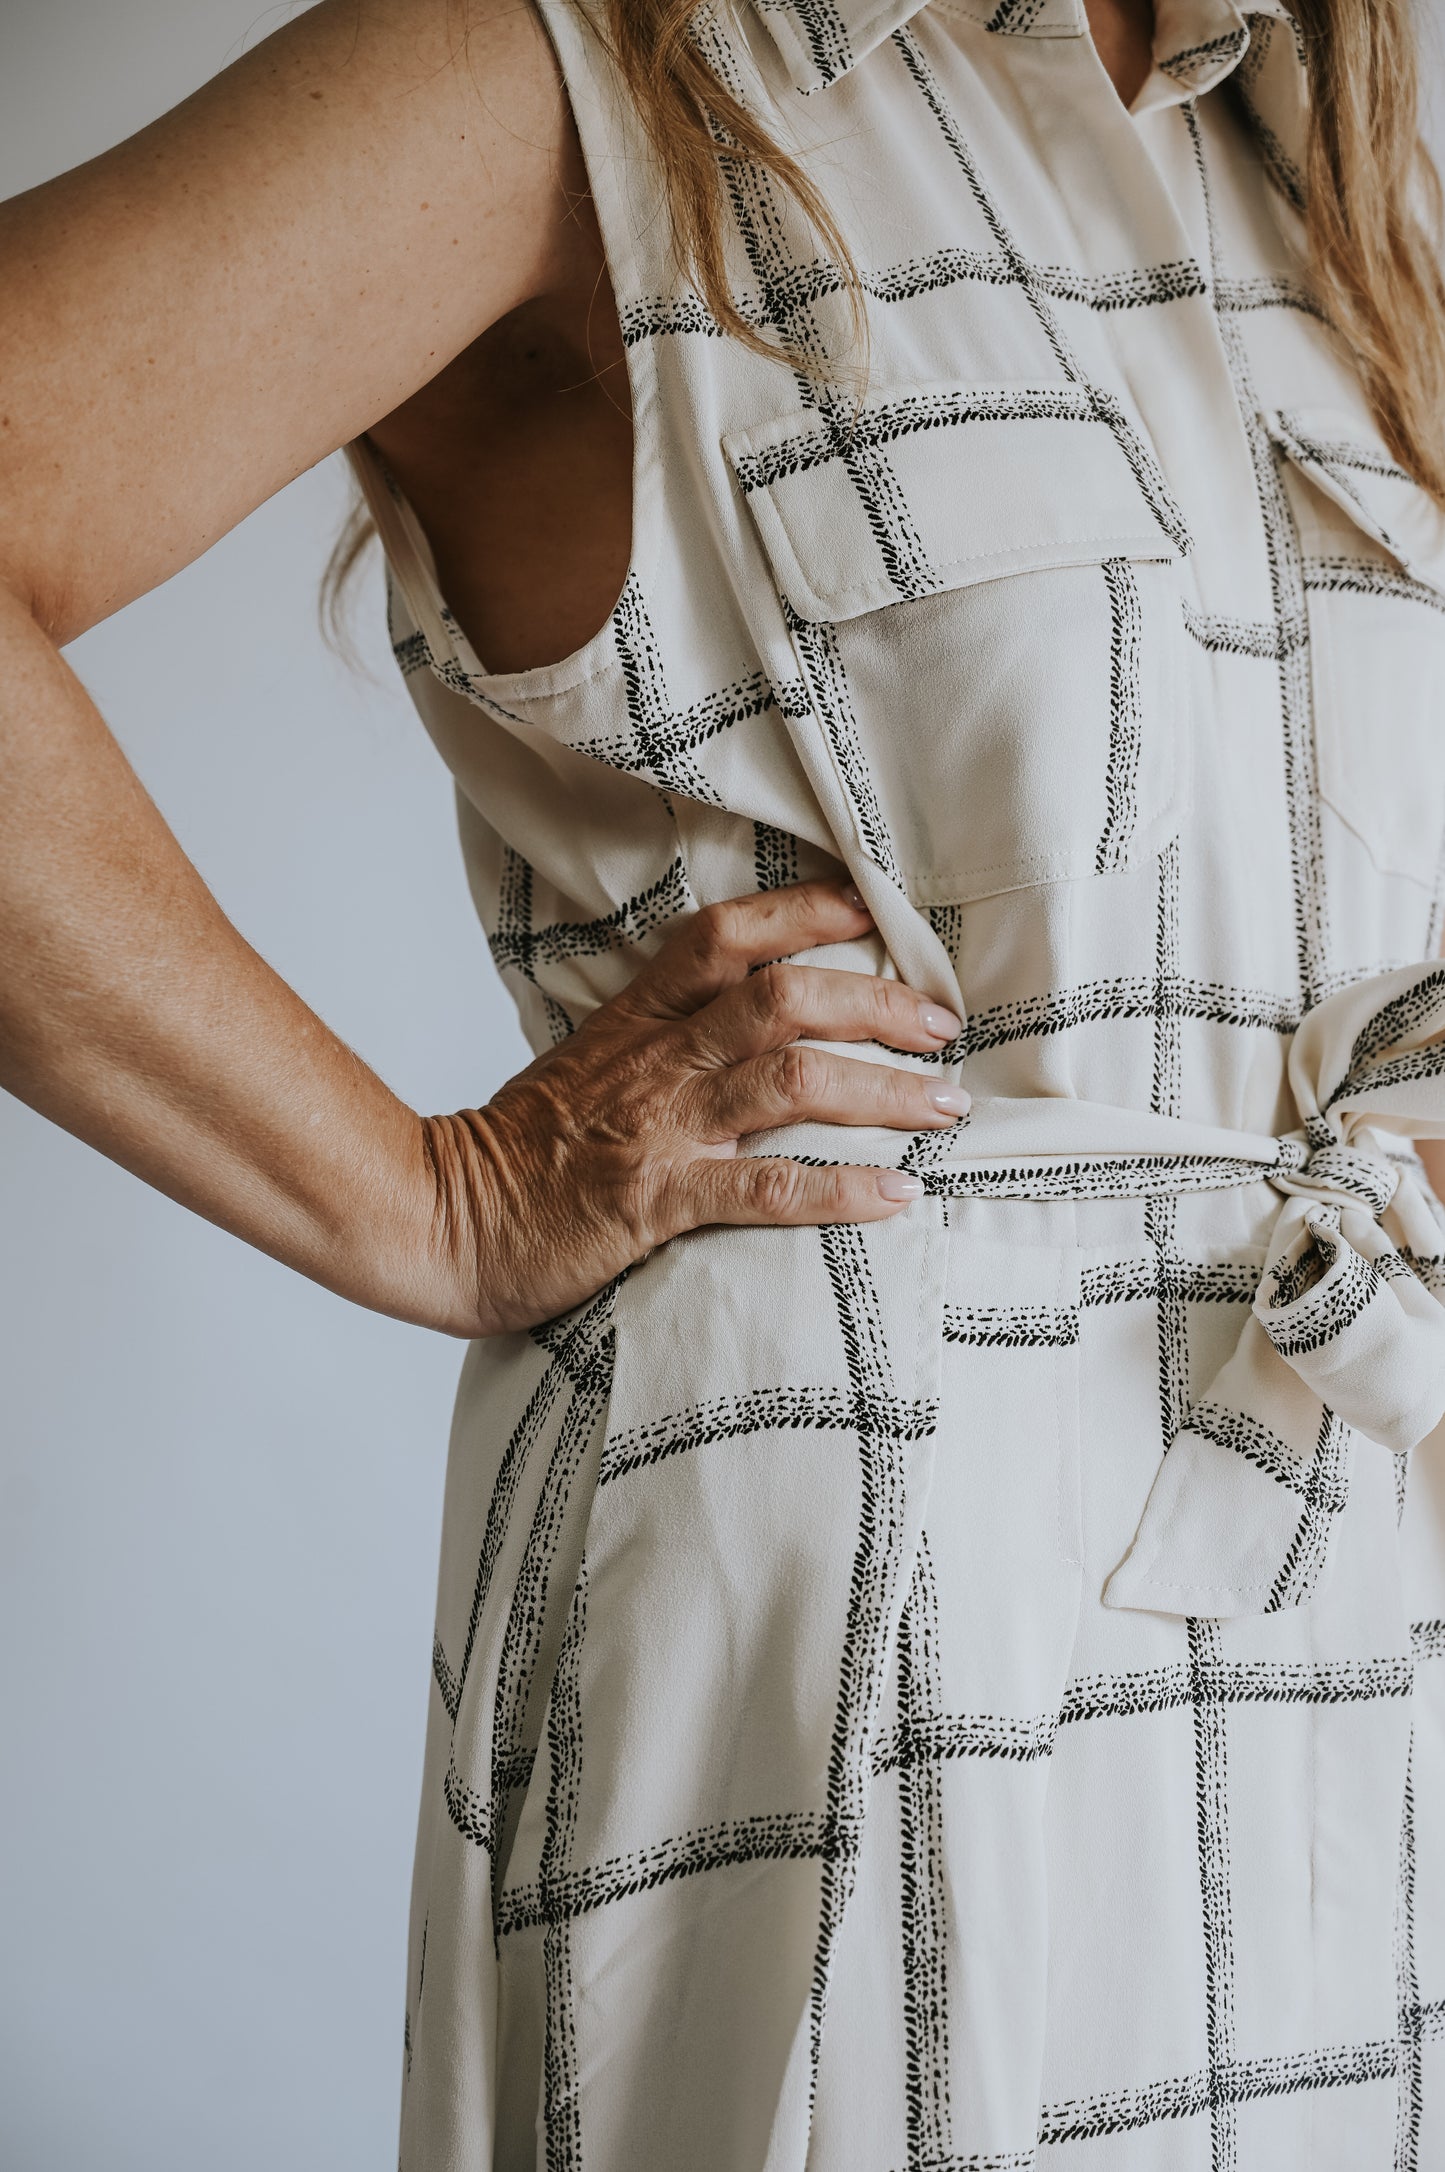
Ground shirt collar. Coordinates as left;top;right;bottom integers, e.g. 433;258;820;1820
748;0;1079;98
1136;0;1299;115
750;0;1301;107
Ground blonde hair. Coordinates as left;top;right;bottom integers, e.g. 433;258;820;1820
324;0;1445;627
1290;0;1445;500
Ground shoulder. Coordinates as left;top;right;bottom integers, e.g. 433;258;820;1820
0;0;589;638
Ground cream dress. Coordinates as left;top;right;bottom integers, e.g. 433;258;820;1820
349;0;1445;2162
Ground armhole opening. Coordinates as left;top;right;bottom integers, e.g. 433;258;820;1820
342;0;664;707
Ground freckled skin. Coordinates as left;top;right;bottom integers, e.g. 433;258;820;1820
12;0;1372;1338
0;0;970;1334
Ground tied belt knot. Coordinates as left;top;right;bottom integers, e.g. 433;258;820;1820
1101;959;1445;1619
770;958;1445;1618
1271;1136;1401;1220
1253;1135;1423;1416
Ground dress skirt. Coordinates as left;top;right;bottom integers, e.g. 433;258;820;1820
397;1158;1445;2172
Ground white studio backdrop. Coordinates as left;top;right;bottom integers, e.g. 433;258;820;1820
3;5;1445;2171
0;7;531;2169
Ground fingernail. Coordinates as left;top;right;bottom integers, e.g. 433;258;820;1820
841;883;869;915
877;1171;924;1201
926;1084;970;1116
919;1004;962;1040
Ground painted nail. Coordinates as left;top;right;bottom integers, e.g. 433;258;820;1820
877;1171;924;1201
919;1004;962;1040
926;1084;970;1116
842;883;869;914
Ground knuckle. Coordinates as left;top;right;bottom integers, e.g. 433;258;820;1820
823;1165;873;1221
689;898;747;967
872;977;911;1027
617;1154;670;1249
775;1042;820;1106
838;1169;875;1216
815;1166;853;1218
750;1160;805;1218
754;959;803;1024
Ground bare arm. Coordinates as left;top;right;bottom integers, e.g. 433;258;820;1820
0;0;964;1338
0;0;575;645
0;0;579;1329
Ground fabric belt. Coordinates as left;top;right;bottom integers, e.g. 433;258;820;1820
771;958;1445;1620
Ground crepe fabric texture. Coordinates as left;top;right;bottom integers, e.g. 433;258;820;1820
349;0;1445;2162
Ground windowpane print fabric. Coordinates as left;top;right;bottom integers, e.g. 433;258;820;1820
349;0;1445;2162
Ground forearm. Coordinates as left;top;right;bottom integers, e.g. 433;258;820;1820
0;579;461;1330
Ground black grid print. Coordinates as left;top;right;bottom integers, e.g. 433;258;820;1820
380;0;1445;2162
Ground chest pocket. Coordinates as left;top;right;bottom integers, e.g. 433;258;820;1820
1268;407;1445;892
724;381;1191;907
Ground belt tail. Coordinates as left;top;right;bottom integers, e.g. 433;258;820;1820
1104;1189;1445;1619
1102;1318;1360;1618
1107;955;1445;1620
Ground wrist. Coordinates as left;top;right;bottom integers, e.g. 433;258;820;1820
411;1106;507;1338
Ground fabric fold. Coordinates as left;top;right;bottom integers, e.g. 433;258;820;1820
1105;961;1445;1617
758;963;1445;1622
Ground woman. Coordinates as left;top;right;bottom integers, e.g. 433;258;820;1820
5;0;1445;2161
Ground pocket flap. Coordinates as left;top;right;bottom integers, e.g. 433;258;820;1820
723;381;1188;623
1265;407;1445;595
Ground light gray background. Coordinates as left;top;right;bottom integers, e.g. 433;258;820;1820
0;6;530;2168
2;5;1444;2170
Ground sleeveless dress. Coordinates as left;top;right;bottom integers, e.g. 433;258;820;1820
348;0;1445;2163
